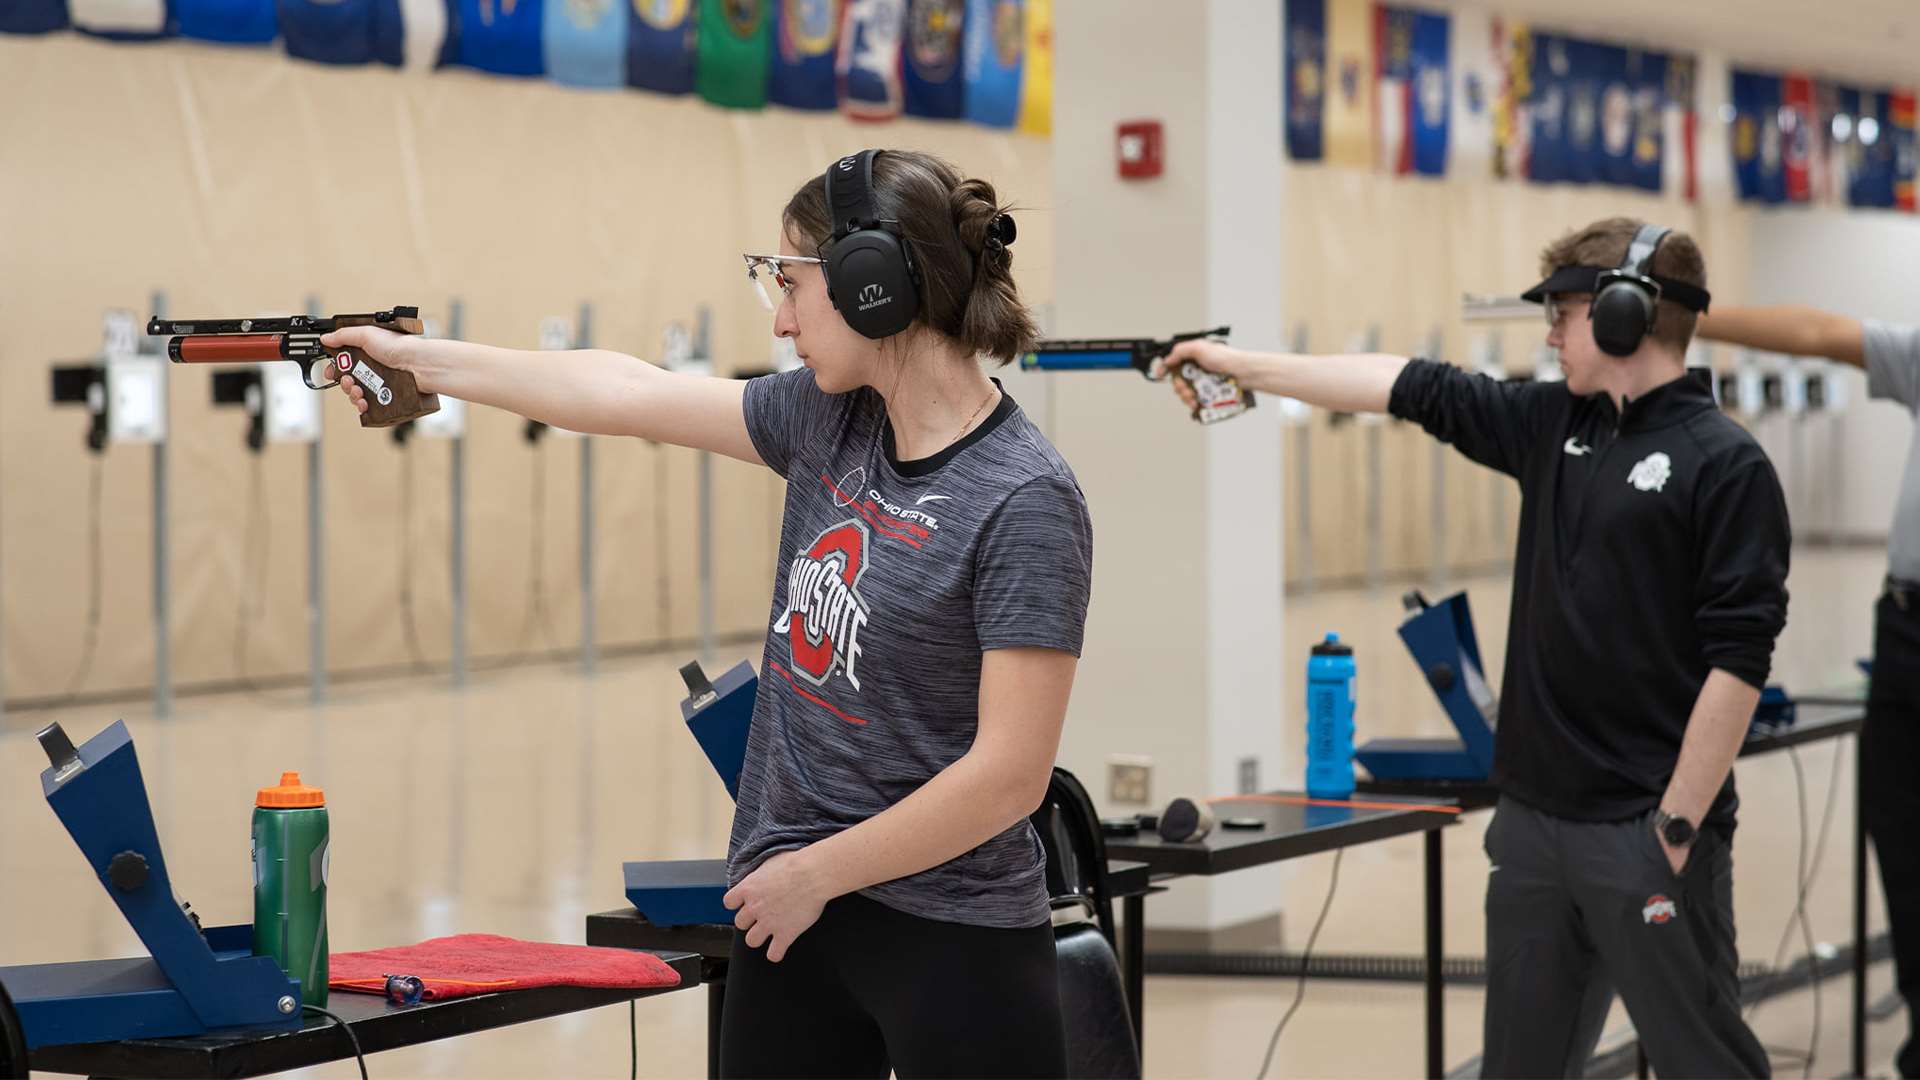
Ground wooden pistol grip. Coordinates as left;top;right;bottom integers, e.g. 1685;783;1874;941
331;347;440;428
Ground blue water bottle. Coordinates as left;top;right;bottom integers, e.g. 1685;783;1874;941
1306;633;1356;799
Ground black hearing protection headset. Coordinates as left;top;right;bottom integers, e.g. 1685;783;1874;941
1591;223;1676;357
821;150;922;340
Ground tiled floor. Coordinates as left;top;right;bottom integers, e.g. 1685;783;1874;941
0;545;1903;1077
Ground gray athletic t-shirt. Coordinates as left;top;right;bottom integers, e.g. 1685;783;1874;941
729;368;1094;929
1863;319;1920;581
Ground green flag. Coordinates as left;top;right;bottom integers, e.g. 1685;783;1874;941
697;0;772;109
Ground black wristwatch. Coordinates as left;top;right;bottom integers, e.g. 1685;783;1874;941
1654;808;1696;848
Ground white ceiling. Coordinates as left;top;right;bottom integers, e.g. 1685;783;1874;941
1429;0;1920;89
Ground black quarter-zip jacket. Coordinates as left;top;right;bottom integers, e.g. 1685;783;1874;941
1389;361;1791;828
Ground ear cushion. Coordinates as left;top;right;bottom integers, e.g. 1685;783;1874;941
825;230;920;339
1591;281;1656;357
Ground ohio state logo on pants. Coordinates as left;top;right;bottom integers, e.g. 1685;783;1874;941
772;519;874;692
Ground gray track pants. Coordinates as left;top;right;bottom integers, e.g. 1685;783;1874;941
1480;796;1769;1079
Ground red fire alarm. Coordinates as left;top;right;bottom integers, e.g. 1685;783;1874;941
1116;120;1163;179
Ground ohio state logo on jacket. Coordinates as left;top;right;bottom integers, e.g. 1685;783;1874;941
772;519;874;691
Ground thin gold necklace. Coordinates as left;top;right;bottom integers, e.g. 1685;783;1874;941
955;385;999;445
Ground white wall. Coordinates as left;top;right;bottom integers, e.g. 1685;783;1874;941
1050;0;1288;932
1741;209;1919;542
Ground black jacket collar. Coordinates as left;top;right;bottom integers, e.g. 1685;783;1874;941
1593;367;1717;433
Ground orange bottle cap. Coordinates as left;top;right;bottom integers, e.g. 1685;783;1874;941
257;771;325;808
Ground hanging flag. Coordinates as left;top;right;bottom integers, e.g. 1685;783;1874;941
961;0;1021;129
71;0;174;38
1662;54;1697;201
1492;18;1530;180
380;0;451;69
697;0;771;108
1595;46;1661;190
1782;73;1815;202
544;0;626;87
177;0;273;42
628;0;697;94
1446;3;1492;178
1561;38;1608;185
902;0;962;118
1625;49;1666;192
1372;7;1448;176
284;0;375;63
1730;69;1763;200
1850;89;1897;208
1;0;68;32
1730;69;1786;204
770;0;840;110
1597;48;1632;186
1835;86;1866;205
447;0;546;75
1283;0;1326;161
1373;6;1410;173
1894;90;1917;211
1407;9;1448;176
1322;0;1371;167
1526;32;1570;183
1012;0;1047;134
840;0;905;122
1810;79;1843;206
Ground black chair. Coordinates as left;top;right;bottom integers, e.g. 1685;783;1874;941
0;979;27;1080
1032;767;1140;1079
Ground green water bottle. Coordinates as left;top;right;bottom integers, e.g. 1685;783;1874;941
253;771;329;1007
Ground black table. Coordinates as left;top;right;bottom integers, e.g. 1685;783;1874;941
586;861;1155;1079
1103;793;1460;1079
25;950;702;1078
1360;703;1868;1077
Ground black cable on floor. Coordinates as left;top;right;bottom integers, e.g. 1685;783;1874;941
301;1004;369;1080
1745;738;1845;1078
630;999;637;1080
1256;848;1343;1080
1785;746;1821;1079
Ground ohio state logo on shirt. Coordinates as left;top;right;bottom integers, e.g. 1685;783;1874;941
772;518;874;691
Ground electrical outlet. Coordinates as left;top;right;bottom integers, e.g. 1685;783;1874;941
1108;756;1152;805
1238;756;1260;795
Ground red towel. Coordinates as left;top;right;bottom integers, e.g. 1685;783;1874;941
330;934;681;1001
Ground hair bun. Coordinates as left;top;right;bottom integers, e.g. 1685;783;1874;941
986;212;1016;250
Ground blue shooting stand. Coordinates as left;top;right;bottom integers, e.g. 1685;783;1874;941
0;721;303;1051
1354;591;1500;782
621;661;757;928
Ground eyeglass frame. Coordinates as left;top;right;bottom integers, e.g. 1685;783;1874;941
743;253;826;311
1543;292;1595;331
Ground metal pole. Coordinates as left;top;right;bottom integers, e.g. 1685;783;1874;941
1362;325;1383;592
1426;329;1447;596
577;303;597;676
306;293;326;706
1855;744;1870;1078
699;449;714;667
1424;828;1444;1079
694;306;715;666
448;300;469;689
0;395;6;724
1290;324;1313;595
151;290;172;719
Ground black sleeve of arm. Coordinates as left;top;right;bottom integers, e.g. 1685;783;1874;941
1386;359;1548;477
1693;458;1792;690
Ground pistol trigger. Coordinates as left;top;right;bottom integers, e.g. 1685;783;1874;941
305;358;341;390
